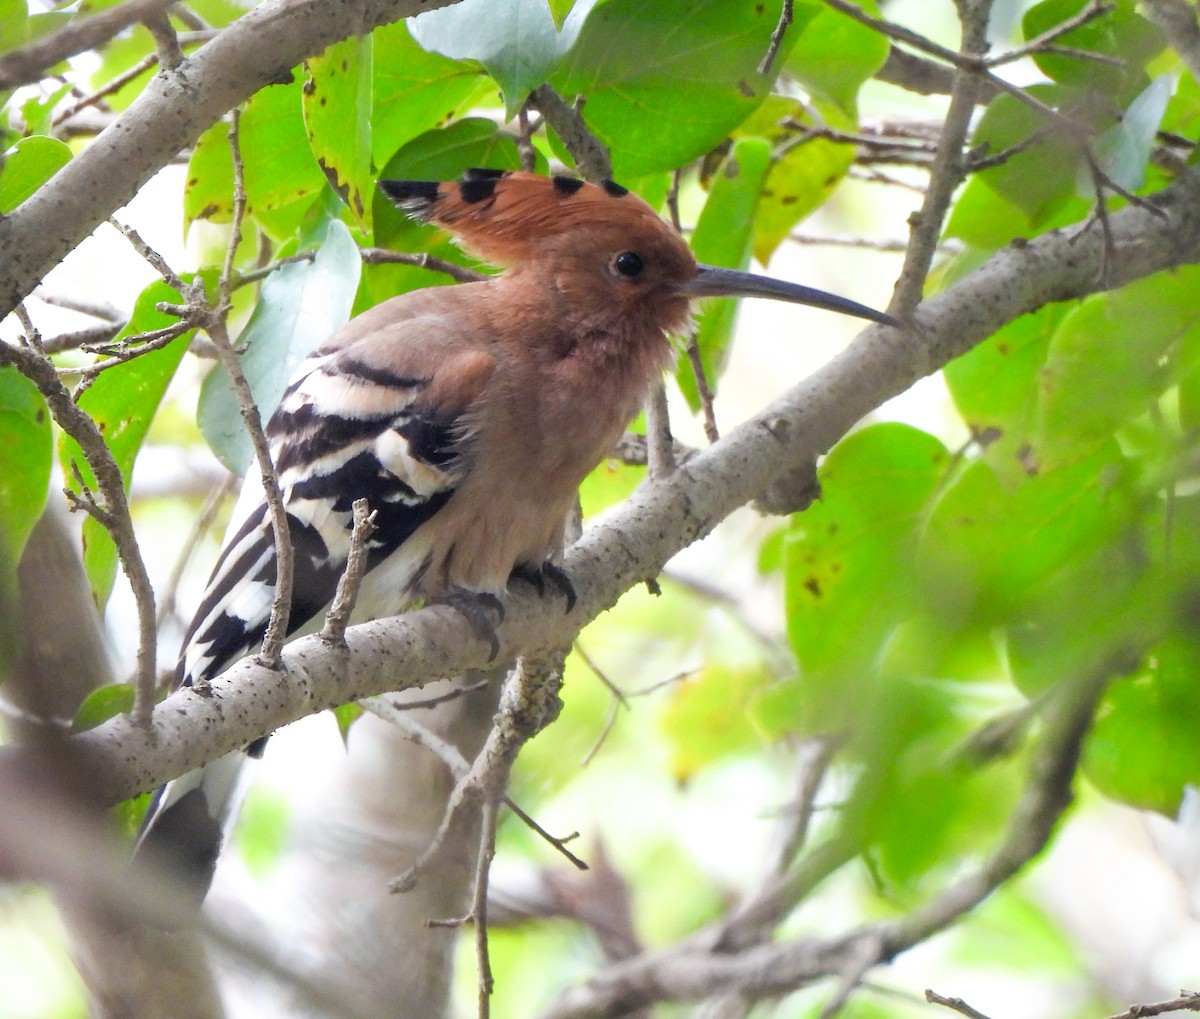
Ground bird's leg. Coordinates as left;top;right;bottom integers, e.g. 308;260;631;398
508;561;577;613
440;590;505;661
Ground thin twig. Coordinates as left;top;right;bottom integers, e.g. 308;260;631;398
984;0;1113;67
2;310;159;725
758;0;794;75
108;218;188;293
888;0;990;318
527;85;613;182
156;474;237;628
472;795;499;1018
33;293;123;322
218;108;293;668
396;678;491;711
359;247;488;284
55;323;190;378
363;694;588;875
1104;991;1200;1019
686;340;720;443
925;989;997;1019
319;499;378;646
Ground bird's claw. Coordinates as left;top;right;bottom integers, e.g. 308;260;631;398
442;590;504;661
509;561;577;613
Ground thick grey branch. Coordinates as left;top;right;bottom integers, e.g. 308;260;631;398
0;0;462;321
62;166;1200;804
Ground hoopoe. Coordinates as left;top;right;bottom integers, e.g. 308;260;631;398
134;169;896;903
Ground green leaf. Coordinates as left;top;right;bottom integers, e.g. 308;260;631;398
376;117;525;186
546;0;576;31
199;219;362;474
971;87;1085;228
58;282;194;606
677;137;771;411
304;34;375;231
241;77;330;238
19;82;72;137
72;682;136;732
943;304;1066;482
553;0;788;179
1035;265;1200;470
411;0;597;115
735;96;855;263
1023;0;1165;100
236;786;292;877
0;0;28;54
0;366;52;562
371;20;485;167
783;0;886;116
919;447;1135;628
0;135;72;213
1085;639;1200;815
1084;74;1172;195
782;423;949;731
332;702;363;745
661;662;768;779
183;119;236;230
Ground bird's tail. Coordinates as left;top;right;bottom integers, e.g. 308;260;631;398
131;744;260;915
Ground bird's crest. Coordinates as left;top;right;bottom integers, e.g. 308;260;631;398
380;170;670;267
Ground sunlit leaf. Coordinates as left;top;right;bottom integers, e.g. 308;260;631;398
304;34;374;231
782;423;949;731
72;682;135;732
1036;265;1200;469
240;77;330;238
553;0;788;179
372;20;485;167
783;0;886;116
0;135;71;213
0;366;52;562
677;137;771;411
736;96;856;262
58;282;194;605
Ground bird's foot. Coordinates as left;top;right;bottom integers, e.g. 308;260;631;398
508;561;577;613
442;589;505;661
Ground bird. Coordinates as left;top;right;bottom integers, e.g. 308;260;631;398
133;168;897;906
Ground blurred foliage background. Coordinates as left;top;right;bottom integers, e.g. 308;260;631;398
1;0;1199;1016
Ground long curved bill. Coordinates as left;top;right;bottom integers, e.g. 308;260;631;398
680;264;899;328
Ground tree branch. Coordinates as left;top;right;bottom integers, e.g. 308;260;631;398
0;0;464;321
58;165;1200;804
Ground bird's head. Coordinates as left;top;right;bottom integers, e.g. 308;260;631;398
380;170;897;336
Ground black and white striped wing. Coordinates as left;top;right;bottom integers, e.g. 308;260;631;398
177;340;479;690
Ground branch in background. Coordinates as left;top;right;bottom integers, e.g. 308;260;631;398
1144;0;1200;84
757;0;794;75
0;0;178;90
527;85;613;183
359;247;489;283
536;661;1114;1018
888;0;990;317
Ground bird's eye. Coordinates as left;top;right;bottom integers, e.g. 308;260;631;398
612;251;645;278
